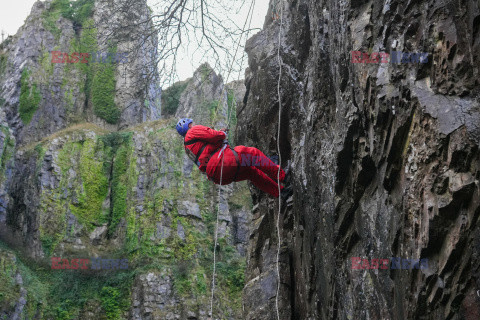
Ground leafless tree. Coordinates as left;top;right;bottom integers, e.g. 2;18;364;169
95;0;258;87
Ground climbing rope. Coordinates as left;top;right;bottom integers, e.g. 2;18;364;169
209;2;256;319
275;0;285;319
209;143;225;319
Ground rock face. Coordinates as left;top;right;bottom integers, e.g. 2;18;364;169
175;63;242;131
0;0;160;146
237;0;480;319
175;63;225;126
0;249;29;320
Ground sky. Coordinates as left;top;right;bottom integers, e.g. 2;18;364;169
0;0;269;82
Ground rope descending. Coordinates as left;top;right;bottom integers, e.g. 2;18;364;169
275;0;285;319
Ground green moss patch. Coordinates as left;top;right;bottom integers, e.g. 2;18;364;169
72;140;109;227
0;53;7;77
19;68;42;124
0;126;15;183
91;62;120;124
161;80;189;116
100;132;134;236
42;0;95;39
100;286;122;320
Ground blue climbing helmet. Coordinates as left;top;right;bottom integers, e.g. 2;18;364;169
176;118;193;137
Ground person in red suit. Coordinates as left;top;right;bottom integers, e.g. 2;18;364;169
176;118;291;198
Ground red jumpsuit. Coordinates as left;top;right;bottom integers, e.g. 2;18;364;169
184;125;285;197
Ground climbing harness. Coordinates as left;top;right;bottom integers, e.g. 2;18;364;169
184;136;241;182
184;138;208;167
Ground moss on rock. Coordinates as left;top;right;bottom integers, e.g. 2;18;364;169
19;68;42;124
91;62;120;124
161;81;189;116
42;0;95;39
0;126;15;183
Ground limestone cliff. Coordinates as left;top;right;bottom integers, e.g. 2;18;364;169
0;1;249;319
0;0;160;146
237;0;480;319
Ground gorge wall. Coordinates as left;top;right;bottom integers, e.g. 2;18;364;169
237;0;480;319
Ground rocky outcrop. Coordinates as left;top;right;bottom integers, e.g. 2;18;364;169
175;63;227;128
237;0;480;319
0;248;30;320
0;109;15;231
0;0;160;146
172;64;245;148
94;0;161;127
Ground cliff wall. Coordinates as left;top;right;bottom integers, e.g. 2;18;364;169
237;0;480;319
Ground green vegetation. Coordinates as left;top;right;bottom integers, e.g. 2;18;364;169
1;239;133;320
100;286;122;320
19;68;42;124
42;272;132;320
207;100;220;124
161;81;189;115
42;0;95;39
0;53;7;77
172;260;194;296
60;0;95;25
199;63;213;81
0;244;48;319
91;61;120;123
0;251;20;312
226;88;237;127
69;140;110;228
64;87;74;113
215;241;245;297
38;49;55;84
0;126;15;182
43;2;121;125
67;18;121;124
41;2;63;39
226;88;238;143
76;18;97;98
100;132;133;236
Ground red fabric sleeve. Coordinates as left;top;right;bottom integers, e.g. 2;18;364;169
186;125;226;144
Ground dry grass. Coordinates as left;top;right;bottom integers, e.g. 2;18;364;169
19;122;111;151
18;118;178;152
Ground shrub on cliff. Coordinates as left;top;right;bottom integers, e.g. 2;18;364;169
161;81;188;116
19;68;41;124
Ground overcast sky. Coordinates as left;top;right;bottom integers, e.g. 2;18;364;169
0;0;269;82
